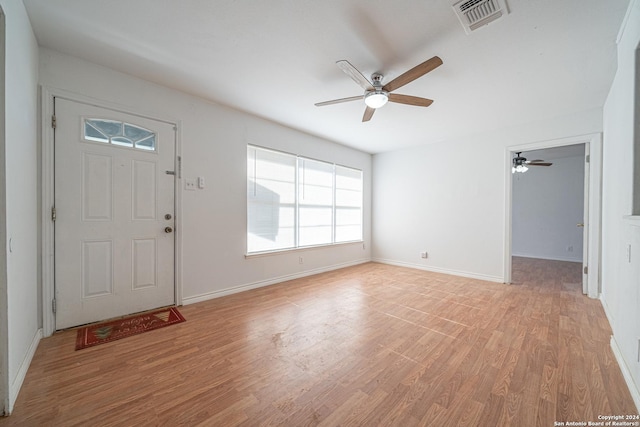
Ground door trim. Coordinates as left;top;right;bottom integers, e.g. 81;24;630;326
504;133;602;299
40;87;184;336
0;6;7;415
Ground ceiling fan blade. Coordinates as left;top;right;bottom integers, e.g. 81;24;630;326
336;60;374;91
362;106;375;122
315;95;363;107
388;94;434;107
528;162;553;166
527;159;545;163
383;56;443;93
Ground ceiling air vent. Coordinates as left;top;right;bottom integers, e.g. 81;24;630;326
452;0;509;34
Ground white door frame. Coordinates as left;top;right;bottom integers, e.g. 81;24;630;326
0;5;8;416
504;133;602;298
40;87;184;337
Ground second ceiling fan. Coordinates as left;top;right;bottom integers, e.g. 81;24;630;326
512;152;553;173
315;56;443;122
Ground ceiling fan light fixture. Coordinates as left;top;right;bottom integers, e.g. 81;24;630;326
364;91;389;109
512;152;528;173
512;164;528;173
315;56;442;122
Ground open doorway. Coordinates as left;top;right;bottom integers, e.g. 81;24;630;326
504;133;602;298
511;144;586;292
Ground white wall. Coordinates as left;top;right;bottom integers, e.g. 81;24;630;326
38;48;372;306
601;0;640;408
0;0;40;415
512;153;585;262
372;108;602;282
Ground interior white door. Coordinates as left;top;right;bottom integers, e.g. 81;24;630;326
54;98;176;329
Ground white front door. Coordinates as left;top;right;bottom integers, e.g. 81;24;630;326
54;98;176;329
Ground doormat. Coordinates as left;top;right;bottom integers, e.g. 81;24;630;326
75;307;185;350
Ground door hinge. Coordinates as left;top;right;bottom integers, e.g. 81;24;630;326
52;299;57;313
51;206;56;222
584;266;588;274
585;154;590;163
51;114;57;129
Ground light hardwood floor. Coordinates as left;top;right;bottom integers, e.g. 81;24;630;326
2;258;637;426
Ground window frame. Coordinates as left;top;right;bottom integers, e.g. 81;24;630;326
246;145;363;256
82;117;158;152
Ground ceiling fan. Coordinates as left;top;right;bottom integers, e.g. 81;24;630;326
315;56;443;122
512;152;553;173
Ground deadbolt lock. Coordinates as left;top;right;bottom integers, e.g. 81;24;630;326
165;214;172;220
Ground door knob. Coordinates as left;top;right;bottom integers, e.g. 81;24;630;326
165;226;173;233
577;223;584;227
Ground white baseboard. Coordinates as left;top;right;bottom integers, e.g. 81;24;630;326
600;294;614;332
371;258;504;283
8;328;42;414
183;259;371;305
511;253;583;263
610;335;640;413
603;294;640;412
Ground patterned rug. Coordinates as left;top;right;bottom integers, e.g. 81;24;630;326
75;307;185;350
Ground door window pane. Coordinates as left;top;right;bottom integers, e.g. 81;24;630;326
83;118;156;151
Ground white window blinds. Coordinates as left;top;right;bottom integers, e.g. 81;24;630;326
335;165;363;243
298;157;334;247
247;146;296;253
247;145;363;254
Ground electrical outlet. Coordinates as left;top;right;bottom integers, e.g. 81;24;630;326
567;246;574;252
420;251;428;259
185;179;196;191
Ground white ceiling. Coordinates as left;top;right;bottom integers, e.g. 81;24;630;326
23;0;630;154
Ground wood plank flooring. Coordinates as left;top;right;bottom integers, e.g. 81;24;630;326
2;258;637;426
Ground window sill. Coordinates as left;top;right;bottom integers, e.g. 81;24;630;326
245;240;364;259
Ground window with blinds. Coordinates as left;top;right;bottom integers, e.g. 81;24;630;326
298;157;334;247
335;165;363;243
247;146;296;253
247;145;363;254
